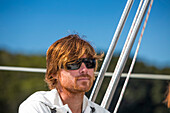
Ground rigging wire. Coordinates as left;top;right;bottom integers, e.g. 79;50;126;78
113;0;153;112
100;0;151;109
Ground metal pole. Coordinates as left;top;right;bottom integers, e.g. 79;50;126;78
89;0;134;102
118;0;144;64
0;66;46;73
1;66;170;80
101;0;151;109
113;1;153;112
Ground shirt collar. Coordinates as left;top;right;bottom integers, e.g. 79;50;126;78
44;88;90;112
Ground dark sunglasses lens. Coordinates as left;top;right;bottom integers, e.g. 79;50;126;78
83;59;96;68
66;58;96;70
66;61;81;70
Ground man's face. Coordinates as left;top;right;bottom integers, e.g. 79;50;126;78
57;55;95;93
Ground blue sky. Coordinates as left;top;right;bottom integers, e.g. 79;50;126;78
0;0;170;68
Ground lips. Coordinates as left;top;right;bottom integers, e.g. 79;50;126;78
77;77;90;81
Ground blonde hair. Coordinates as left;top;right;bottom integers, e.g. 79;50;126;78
164;83;170;108
45;34;103;90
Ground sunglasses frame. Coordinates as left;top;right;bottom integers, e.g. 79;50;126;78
65;58;96;70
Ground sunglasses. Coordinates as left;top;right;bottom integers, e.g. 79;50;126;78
65;58;96;70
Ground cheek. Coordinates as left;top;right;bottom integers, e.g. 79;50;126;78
69;70;79;76
88;69;94;77
60;71;74;84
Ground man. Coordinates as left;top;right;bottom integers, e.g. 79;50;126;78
19;34;110;113
164;83;170;108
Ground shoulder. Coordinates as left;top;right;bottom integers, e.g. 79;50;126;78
88;101;110;113
19;91;51;113
19;100;50;113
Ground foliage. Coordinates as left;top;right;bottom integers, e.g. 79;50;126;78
0;50;169;113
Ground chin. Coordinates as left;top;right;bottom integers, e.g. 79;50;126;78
73;79;94;93
74;84;92;92
76;88;91;93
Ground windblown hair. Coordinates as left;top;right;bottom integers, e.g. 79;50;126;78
45;34;103;90
164;83;170;108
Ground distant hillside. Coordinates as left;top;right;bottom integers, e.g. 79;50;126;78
0;50;170;74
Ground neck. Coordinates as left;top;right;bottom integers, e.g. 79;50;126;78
57;87;85;113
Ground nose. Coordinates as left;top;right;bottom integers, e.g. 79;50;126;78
79;63;88;74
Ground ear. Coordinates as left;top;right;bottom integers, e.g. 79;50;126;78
52;71;60;80
51;74;56;77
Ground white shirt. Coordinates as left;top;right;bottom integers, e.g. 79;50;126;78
19;89;110;113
